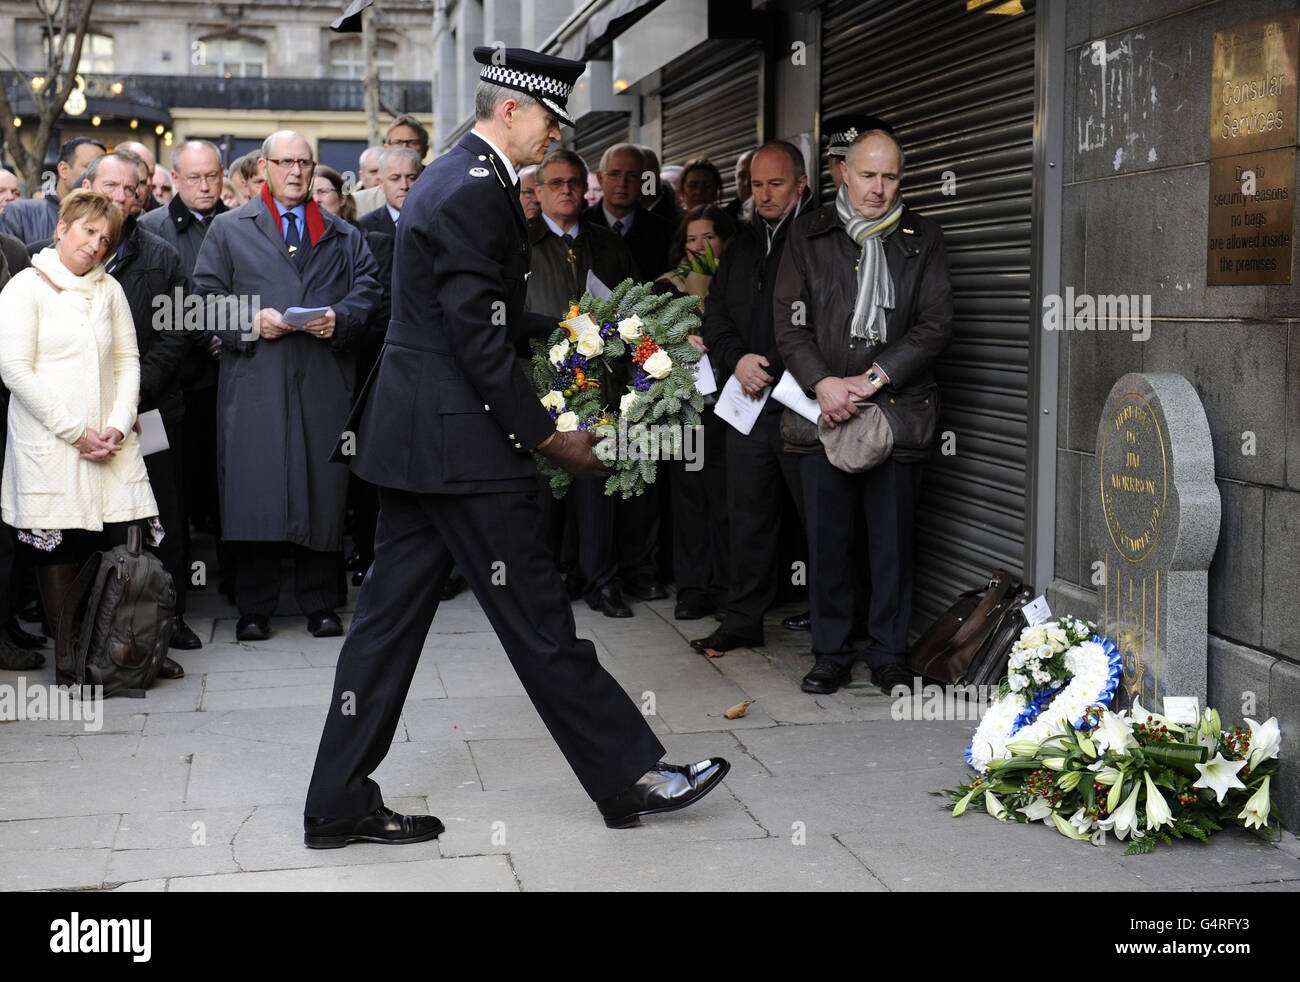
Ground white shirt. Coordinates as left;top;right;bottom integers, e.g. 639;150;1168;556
386;203;401;225
471;128;519;186
542;212;579;238
602;205;635;234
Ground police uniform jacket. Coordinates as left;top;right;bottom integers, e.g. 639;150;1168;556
340;131;558;495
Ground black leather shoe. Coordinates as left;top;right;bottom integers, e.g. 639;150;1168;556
624;576;668;601
440;574;467;601
20;599;43;625
782;610;812;632
689;629;759;653
169;618;202;650
0;641;45;671
801;658;853;694
6;617;47;649
304;806;445;849
307;610;344;638
597;758;731;829
235;614;271;642
874;664;916;695
587;585;632;618
674;598;715;620
157;656;185;680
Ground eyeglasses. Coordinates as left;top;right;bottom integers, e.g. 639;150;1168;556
180;172;223;186
267;157;315;172
314;186;339;197
543;178;585;191
386;139;424;150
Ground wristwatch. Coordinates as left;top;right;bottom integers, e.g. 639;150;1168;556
866;368;885;391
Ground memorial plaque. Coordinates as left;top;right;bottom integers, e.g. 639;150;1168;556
1211;10;1298;157
1207;146;1295;284
1091;375;1220;712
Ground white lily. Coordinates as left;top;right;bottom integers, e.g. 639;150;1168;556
1143;771;1173;831
1067;807;1096;836
1051;811;1091;841
1018;798;1054;822
1237;776;1271;830
1004;740;1040;756
1057;770;1083;792
1041;757;1065;771
1130;696;1185;736
1091;766;1122;786
1192;752;1248;803
1093;708;1139;756
1244;717;1282;770
984;790;1008;821
1111;781;1142;840
1195;707;1221;752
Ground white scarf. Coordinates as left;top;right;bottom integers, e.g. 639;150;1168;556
31;247;112;327
835;183;903;343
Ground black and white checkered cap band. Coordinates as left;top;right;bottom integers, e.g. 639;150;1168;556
479;64;573;100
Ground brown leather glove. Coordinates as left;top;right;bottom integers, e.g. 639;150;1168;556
537;430;611;478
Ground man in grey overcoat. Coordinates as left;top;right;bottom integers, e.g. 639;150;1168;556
193;130;380;641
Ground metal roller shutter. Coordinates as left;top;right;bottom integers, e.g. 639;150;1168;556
820;0;1036;631
660;40;763;202
573;111;632;174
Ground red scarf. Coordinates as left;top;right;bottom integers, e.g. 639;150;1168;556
261;181;326;246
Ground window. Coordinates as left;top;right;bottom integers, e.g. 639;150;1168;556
195;35;268;78
76;33;114;74
329;38;396;80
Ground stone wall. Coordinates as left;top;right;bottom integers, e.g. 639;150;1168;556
1054;0;1300;822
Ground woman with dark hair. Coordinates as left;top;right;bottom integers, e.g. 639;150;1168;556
653;203;736;622
0;190;177;680
676;158;724;210
313;165;358;224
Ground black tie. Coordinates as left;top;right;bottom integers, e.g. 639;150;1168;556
284;212;306;268
562;233;578;293
612;219;625;236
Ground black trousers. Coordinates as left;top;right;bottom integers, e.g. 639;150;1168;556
800;452;923;671
233;541;336;617
721;411;805;640
538;475;619;601
616;473;663;585
143;445;187;617
670;411;728;608
305;486;665;817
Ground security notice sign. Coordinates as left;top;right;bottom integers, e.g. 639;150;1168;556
1207;146;1295;285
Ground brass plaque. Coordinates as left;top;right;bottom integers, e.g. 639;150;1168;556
1207;146;1295;284
1099;393;1168;563
1212;10;1298;156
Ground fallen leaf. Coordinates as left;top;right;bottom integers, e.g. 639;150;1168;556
704;648;726;658
723;699;756;719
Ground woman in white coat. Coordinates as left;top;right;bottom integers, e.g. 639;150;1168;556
0;189;181;680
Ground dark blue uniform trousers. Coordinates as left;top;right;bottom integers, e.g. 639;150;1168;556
305;485;666;818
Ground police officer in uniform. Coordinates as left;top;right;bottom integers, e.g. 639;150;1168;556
304;47;730;846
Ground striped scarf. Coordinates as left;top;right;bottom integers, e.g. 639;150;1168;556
835;182;903;342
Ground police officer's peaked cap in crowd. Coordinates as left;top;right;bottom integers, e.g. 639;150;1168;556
823;113;896;157
472;46;587;127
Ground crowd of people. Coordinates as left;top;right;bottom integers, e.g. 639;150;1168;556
0;106;951;697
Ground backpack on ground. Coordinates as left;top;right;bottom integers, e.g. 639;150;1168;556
906;569;1033;687
55;525;176;698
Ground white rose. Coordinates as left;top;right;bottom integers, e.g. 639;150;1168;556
617;316;644;342
1008;673;1028;692
1047;627;1068;648
576;328;604;358
555;411;579;432
549;340;570;365
540;390;566;412
1022;626;1047;648
643;349;673;379
619;392;639;416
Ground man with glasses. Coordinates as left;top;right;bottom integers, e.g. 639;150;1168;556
524;149;637;619
581;143;673;281
354;115;430;218
141;139;232;650
117;141;164;213
193;130;380;643
357;147;422;238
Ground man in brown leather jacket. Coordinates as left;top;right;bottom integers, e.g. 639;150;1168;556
774;129;953;696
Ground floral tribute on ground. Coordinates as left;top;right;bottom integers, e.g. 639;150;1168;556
945;618;1283;854
530;279;704;499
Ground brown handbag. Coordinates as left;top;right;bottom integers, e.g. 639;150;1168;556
906;570;1034;686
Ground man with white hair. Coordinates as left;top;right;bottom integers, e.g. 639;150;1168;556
357;147;422;238
192;130;380;643
357;146;383;189
0;168;19;215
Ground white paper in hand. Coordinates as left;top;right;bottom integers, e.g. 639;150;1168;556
715;375;769;436
691;353;717;396
772;371;821;424
585;270;613;300
282;306;331;330
137;409;169;456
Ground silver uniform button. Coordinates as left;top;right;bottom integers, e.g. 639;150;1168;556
483;404;490;411
514;442;522;449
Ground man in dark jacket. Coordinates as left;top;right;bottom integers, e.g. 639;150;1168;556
193;130;381;642
356;147;422;239
775;129;953;695
0;137;104;245
690;141;814;655
304;48;728;846
525;147;637;617
581;144;674;281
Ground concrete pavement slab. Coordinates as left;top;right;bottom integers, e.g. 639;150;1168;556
165;854;517;891
0;756;191;821
2;847;113;891
0;813;119;851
